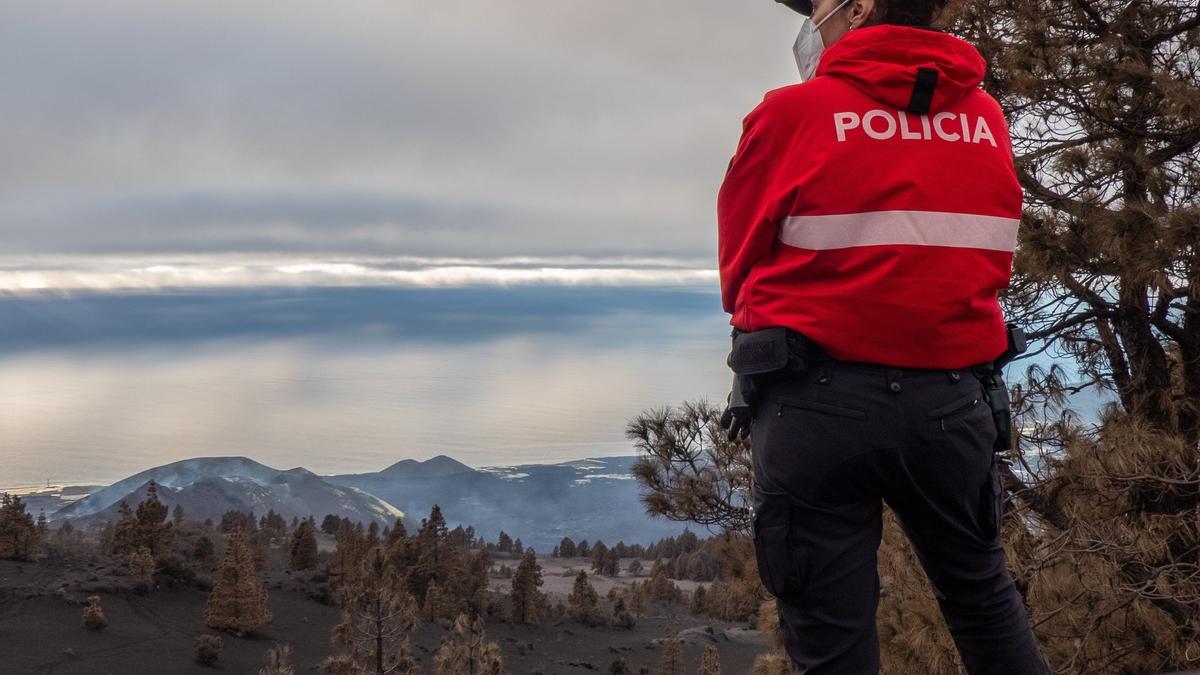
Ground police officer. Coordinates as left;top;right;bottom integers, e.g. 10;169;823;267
716;0;1052;672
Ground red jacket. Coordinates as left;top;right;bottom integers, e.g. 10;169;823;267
717;24;1021;370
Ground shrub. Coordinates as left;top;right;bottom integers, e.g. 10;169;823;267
259;643;295;675
158;553;198;586
318;655;355;675
82;595;108;631
193;634;223;666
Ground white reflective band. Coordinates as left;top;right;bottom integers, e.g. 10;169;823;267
778;210;1019;252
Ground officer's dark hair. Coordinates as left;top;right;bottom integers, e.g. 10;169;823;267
871;0;954;27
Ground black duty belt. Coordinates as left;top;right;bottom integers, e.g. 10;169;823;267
723;323;1027;451
729;326;1011;379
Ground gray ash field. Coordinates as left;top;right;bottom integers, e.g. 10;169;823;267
0;557;769;674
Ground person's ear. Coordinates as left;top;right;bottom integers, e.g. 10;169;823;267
849;0;875;28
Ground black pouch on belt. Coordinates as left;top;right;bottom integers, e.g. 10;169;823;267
728;326;795;375
726;327;808;414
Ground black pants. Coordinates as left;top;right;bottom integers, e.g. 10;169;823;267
749;355;1051;674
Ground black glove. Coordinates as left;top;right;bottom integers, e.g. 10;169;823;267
720;375;754;442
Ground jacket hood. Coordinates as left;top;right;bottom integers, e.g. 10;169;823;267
815;24;986;114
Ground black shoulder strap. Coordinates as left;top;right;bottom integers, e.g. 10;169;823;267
905;67;940;115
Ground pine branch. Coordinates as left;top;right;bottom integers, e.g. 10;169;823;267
1142;8;1200;48
1018;133;1115;164
1058;272;1117;313
1069;0;1109;35
1025;307;1118;343
1014;166;1106;222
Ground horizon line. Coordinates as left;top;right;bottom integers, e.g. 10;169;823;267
0;450;646;493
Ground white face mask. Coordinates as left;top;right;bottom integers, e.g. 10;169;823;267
793;0;854;82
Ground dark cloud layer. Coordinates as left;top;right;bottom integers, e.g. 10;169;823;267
0;285;724;353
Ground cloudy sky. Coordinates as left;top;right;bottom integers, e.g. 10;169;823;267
2;0;805;277
1;2;819;487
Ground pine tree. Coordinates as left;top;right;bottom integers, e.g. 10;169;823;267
34;511;48;548
221;509;257;534
289;518;319;571
426;505;447;543
331;523;369;592
172;504;185;526
567;570;601;626
320;514;339;534
0;493;40;561
133;482;172;556
330;544;420;675
510;548;544;625
193;534;216;565
386;517;407;546
423;581;447;623
261;509;288;539
590;540;609;574
461;549;493;619
96;520;115;553
205;526;272;635
697;643;721;675
50;518;85;557
942;2;1200;670
110;497;138;554
629;581;646;620
250;536;269;573
689;585;707;616
412;505;453;601
655;638;683;675
558;536;576;558
603;548;621;576
432;612;507;675
610;596;635;629
128;546;155;592
647;563;682;605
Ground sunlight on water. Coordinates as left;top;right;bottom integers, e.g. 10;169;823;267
0;286;732;486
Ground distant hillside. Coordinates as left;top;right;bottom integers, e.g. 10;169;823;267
40;454;692;550
53;457;402;527
328;455;690;551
